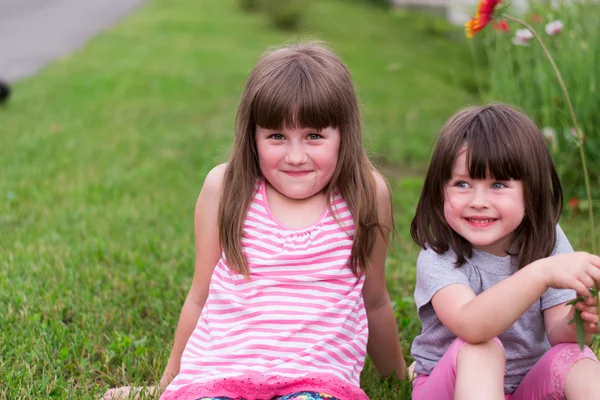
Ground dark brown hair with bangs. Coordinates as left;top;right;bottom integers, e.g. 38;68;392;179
411;103;563;268
219;42;385;277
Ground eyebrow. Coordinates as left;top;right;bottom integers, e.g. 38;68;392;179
262;126;322;131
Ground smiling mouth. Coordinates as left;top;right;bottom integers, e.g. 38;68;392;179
465;218;497;225
284;171;311;176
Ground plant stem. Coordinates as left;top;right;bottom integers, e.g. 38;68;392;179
503;14;596;254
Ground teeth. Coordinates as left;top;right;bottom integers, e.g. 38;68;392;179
468;219;494;223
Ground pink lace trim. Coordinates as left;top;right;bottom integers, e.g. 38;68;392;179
550;344;597;397
159;373;368;400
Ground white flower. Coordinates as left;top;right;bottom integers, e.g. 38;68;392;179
513;29;534;46
542;127;556;142
545;20;563;36
542;127;558;152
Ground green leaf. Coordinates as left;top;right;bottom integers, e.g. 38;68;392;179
567;298;586;350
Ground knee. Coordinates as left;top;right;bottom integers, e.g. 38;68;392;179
553;343;597;364
456;338;505;366
554;343;599;371
564;352;600;397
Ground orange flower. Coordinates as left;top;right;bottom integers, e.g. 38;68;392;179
568;197;580;209
465;0;503;38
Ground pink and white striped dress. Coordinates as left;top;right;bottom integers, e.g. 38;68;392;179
160;180;369;400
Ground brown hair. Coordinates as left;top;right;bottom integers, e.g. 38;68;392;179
219;42;384;277
411;103;563;268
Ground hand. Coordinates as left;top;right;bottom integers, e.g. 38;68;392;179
102;386;156;400
573;296;599;334
538;252;600;297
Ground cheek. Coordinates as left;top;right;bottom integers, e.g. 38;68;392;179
309;147;337;169
443;195;464;226
257;146;282;167
324;153;339;170
443;200;454;221
505;192;525;218
322;143;341;165
515;201;526;221
443;190;457;212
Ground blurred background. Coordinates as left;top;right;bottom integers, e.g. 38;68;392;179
1;0;598;398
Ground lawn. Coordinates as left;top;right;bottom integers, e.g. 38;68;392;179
0;0;595;398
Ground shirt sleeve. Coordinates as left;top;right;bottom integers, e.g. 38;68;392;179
541;223;577;310
414;246;470;310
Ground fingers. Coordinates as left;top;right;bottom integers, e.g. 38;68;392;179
575;299;599;336
585;263;600;289
588;253;600;269
572;280;592;298
583;296;598;306
578;275;596;293
577;306;599;323
583;322;598;334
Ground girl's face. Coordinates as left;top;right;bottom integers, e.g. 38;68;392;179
255;125;341;200
443;148;525;256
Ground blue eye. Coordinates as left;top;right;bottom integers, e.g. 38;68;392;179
455;181;469;189
269;133;284;140
307;133;322;140
492;182;506;189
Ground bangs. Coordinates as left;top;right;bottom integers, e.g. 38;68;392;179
251;62;349;131
463;115;525;181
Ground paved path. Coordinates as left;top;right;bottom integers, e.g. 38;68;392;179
0;0;146;82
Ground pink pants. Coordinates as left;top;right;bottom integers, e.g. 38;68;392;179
412;338;598;400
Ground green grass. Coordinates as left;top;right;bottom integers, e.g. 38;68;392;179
1;0;596;399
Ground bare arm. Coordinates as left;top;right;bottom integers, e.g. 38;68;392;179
362;173;405;380
432;267;547;344
544;298;597;346
432;252;600;344
158;164;226;389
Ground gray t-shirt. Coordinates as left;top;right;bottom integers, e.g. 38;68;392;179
410;224;576;394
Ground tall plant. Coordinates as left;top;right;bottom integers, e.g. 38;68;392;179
471;1;600;210
465;0;598;348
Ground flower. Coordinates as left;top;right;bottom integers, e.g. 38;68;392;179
493;20;509;32
542;127;556;142
512;28;534;46
545;20;563;36
542;127;558;152
570;128;578;137
568;197;580;209
465;0;503;38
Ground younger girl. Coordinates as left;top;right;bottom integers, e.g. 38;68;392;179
105;42;405;400
409;104;600;399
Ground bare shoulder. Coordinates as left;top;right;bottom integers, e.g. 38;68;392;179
195;163;227;215
371;169;391;208
201;163;228;195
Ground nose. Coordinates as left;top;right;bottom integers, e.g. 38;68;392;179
285;142;308;165
468;186;489;209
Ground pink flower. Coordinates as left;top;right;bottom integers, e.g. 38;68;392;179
545;20;563;36
512;29;534;46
